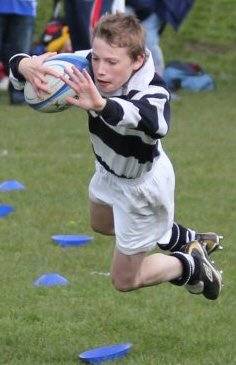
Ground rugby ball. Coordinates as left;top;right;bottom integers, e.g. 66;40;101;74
24;53;89;113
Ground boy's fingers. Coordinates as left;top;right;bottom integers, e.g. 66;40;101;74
71;66;87;83
34;78;50;94
40;52;57;61
64;67;88;87
43;66;61;78
34;72;49;84
61;74;81;94
61;74;75;87
64;66;73;75
82;69;92;81
71;65;81;74
62;69;83;88
64;67;79;82
64;66;79;81
66;96;81;106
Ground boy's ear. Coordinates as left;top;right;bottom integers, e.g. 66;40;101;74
132;54;145;71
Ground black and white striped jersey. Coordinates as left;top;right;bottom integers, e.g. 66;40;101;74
87;50;171;179
9;50;171;179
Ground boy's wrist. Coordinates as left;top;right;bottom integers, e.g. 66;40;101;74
9;54;30;81
93;98;107;112
18;57;30;76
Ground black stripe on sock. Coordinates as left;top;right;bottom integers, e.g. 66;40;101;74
169;251;193;286
158;223;190;252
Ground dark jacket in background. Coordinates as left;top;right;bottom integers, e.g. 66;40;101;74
126;0;195;31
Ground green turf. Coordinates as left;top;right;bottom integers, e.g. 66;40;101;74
0;1;235;364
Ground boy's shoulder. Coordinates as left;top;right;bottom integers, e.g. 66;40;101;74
127;71;170;97
150;73;170;92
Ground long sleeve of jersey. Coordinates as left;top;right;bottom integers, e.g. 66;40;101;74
9;54;31;90
99;85;170;139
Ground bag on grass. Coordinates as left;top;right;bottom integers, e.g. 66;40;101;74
163;61;215;92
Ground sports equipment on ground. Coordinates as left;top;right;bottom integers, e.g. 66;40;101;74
51;234;93;247
33;273;69;287
0;203;15;218
79;343;132;363
183;241;223;300
24;53;89;113
0;180;25;192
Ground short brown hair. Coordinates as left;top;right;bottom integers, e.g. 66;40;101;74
92;12;146;61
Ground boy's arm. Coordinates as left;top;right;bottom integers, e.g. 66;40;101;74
96;86;170;139
9;52;60;95
9;54;31;90
60;64;169;137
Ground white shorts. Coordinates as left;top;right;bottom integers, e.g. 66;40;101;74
89;152;175;255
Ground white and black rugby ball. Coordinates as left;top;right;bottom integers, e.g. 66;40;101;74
24;53;89;113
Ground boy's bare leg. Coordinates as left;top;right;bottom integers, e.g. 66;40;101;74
89;203;222;299
90;200;114;235
111;248;183;291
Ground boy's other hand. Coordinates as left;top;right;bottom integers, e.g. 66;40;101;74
61;66;106;112
18;52;60;97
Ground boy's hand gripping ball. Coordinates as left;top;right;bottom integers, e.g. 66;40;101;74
24;53;89;113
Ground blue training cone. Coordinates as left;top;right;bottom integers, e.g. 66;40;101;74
0;204;15;218
0;180;25;192
79;343;133;363
33;273;69;287
51;234;93;247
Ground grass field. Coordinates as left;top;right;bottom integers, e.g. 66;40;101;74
0;1;236;364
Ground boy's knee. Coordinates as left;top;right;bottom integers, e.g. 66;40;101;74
90;222;105;234
90;222;114;236
111;273;135;292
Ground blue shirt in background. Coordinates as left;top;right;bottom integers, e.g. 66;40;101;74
0;0;37;17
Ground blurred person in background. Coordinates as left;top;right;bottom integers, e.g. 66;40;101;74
126;0;195;77
64;0;94;51
126;0;165;76
65;0;126;52
0;60;9;91
0;0;37;104
90;0;125;29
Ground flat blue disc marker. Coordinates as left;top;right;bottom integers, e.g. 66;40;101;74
0;204;15;218
51;234;93;247
0;180;25;192
33;273;69;287
79;343;133;363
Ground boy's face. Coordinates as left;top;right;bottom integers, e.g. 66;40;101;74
91;37;144;94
